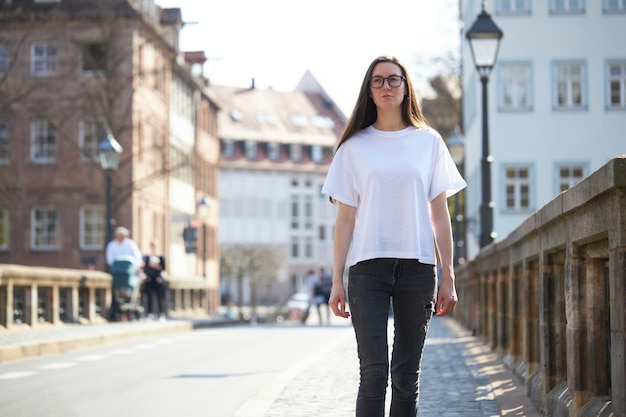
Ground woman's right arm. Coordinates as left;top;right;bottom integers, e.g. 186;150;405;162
330;201;356;318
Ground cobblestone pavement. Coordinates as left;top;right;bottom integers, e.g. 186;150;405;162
241;317;501;417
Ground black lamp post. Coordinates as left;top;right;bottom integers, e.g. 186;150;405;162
97;132;123;253
197;196;211;278
466;2;503;248
447;127;465;265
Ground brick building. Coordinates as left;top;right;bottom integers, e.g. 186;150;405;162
0;0;221;314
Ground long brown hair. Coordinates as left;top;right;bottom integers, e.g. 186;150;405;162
336;55;429;151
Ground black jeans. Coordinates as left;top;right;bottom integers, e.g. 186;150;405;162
348;258;436;417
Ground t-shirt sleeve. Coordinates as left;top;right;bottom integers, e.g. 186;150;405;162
429;135;467;201
321;146;359;207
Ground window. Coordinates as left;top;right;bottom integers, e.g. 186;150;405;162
31;44;57;76
82;42;107;72
550;0;585;13
290;236;299;258
290;144;302;162
497;0;530;14
0;122;8;163
504;166;532;211
608;61;626;109
318;225;326;241
244;140;257;159
31;206;58;249
290;195;299;229
604;0;626;12
304;236;313;258
30;120;57;162
0;208;8;250
80;206;105;249
222;139;234;158
0;45;8;75
499;62;532;110
311;115;335;129
79;120;105;161
553;62;586;110
558;164;585;192
256;112;274;124
267;142;279;161
304;195;313;229
290;114;308;127
311;145;323;162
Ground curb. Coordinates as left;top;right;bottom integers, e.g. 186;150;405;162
0;318;241;364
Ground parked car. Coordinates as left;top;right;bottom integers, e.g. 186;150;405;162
286;292;310;321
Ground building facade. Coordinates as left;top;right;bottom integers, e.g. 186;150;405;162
461;0;626;259
211;72;345;305
0;0;221;315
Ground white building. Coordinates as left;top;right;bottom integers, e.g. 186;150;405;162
461;0;626;260
209;73;345;305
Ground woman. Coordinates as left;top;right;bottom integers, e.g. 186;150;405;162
141;240;167;320
322;55;466;416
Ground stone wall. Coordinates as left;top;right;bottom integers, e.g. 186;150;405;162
454;155;625;417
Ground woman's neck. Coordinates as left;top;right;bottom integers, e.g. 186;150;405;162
372;113;407;131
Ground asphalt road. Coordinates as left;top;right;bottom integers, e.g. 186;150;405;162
0;321;354;417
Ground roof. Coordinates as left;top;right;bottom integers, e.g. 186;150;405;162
208;79;345;146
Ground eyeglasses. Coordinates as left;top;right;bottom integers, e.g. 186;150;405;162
369;75;405;89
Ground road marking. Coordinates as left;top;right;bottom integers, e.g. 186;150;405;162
39;362;76;370
0;371;37;379
109;348;135;355
131;343;155;350
76;354;109;361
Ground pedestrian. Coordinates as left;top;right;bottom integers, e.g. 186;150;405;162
321;55;466;416
141;240;167;321
105;226;142;269
302;269;323;324
105;226;143;321
318;267;332;325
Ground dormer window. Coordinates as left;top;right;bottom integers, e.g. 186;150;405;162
290;114;308;127
256;112;275;124
311;115;335;129
230;109;243;122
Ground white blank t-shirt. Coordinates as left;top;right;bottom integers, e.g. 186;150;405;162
322;125;466;268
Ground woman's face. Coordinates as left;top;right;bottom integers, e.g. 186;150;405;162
369;62;406;110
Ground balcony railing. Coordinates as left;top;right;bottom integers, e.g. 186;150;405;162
454;155;625;416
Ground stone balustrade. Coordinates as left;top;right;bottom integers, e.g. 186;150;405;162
0;264;209;329
454;155;625;417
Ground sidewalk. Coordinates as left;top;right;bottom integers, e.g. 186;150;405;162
241;316;541;417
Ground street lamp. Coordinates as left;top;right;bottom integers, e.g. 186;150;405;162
197;196;211;278
466;1;503;248
447;127;465;265
98;131;123;253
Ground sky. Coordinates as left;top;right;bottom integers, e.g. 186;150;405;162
157;0;461;116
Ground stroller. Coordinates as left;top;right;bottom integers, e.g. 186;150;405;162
108;256;143;321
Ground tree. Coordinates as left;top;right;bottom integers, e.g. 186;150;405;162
220;245;284;320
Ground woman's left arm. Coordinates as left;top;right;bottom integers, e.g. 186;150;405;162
430;191;458;316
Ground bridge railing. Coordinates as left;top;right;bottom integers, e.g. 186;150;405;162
454;155;625;417
0;264;209;329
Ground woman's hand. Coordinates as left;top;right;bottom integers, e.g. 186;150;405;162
329;281;350;319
